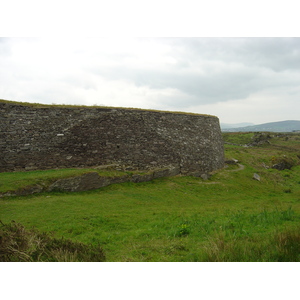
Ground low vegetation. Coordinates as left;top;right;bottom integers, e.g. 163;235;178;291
1;132;300;261
0;220;105;262
0;98;216;117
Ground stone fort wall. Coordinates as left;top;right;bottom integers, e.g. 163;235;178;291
0;100;224;174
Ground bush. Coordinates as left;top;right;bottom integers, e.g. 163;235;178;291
0;221;105;262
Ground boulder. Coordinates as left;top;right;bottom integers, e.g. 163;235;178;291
200;173;210;180
153;167;180;179
131;173;154;183
271;162;293;170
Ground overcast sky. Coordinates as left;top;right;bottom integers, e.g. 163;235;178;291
1;0;298;293
1;37;300;124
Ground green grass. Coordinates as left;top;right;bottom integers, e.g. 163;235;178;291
222;132;256;145
1;132;300;261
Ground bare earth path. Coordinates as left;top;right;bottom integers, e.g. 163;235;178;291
228;163;245;172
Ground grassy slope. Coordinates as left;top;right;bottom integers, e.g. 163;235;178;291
1;132;300;261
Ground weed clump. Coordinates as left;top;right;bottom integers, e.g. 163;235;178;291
175;223;191;237
0;221;106;262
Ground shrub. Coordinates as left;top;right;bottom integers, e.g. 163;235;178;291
0;221;105;262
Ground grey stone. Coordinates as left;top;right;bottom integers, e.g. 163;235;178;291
153;168;179;179
48;172;103;192
225;158;239;165
200;173;210;180
253;173;261;181
271;161;293;170
131;173;154;183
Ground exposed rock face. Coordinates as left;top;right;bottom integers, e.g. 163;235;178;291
48;172;131;192
0;184;45;197
0;101;224;174
0;167;187;197
271;156;295;170
247;133;271;147
48;167;183;192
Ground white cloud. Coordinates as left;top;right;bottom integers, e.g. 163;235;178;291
188;88;300;124
1;37;300;124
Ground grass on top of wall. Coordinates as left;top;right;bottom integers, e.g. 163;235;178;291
0;98;218;118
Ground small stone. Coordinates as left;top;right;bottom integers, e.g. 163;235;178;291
253;173;261;181
225;158;239;165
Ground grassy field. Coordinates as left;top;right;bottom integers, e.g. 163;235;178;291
1;132;300;261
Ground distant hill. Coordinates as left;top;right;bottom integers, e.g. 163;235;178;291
222;120;300;132
221;122;254;129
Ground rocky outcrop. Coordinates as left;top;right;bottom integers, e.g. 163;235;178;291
47;172;130;192
0;167;186;197
48;167;183;192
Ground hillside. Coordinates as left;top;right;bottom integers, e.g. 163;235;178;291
221;122;254;129
222;120;300;132
1;132;300;262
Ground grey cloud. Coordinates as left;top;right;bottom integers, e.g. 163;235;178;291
0;38;12;56
1;37;300;124
172;37;300;72
87;38;300;108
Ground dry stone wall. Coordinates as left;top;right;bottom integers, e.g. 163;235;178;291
0;100;224;174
